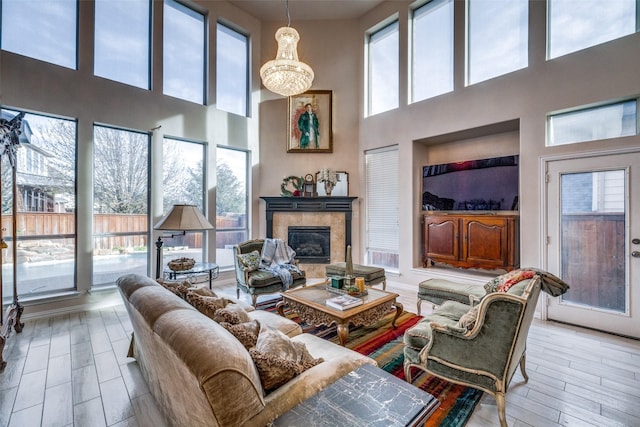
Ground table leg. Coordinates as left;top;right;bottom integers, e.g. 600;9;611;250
337;323;349;346
276;300;287;317
391;302;404;328
208;270;212;290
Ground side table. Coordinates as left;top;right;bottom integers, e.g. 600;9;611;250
163;262;219;289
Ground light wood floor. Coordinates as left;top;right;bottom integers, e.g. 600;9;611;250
1;277;639;427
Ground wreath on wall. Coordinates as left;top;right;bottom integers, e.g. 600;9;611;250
281;176;304;197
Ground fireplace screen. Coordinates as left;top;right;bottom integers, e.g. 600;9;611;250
288;226;331;264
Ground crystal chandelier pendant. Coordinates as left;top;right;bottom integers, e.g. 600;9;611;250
260;26;314;97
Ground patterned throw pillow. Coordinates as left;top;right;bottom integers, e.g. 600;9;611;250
157;279;192;299
237;250;261;272
185;292;230;318
212;303;251;324
221;320;260;350
249;325;323;392
484;269;536;294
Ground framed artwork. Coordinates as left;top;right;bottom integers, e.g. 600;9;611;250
288;90;333;153
316;171;349;196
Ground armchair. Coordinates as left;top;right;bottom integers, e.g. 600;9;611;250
233;239;306;307
404;273;549;427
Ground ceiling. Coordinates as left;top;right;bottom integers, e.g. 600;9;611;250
226;0;385;22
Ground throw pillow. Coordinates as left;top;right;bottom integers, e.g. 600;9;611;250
213;303;251;324
189;286;218;298
237;250;261;272
457;305;480;331
221;320;260;350
185;292;230;318
249;325;323;392
484;269;536;294
157;279;192;299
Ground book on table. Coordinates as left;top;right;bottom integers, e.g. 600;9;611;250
326;294;363;310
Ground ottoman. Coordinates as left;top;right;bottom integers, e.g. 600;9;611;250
417;278;486;315
325;262;386;290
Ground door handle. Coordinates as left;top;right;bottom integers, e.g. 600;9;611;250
633;251;640;258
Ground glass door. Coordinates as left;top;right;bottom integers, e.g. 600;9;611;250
546;152;639;338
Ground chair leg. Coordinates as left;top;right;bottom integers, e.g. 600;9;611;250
495;392;508;427
417;299;422;316
236;288;240;299
251;294;258;308
519;352;529;382
382;277;386;291
404;363;414;383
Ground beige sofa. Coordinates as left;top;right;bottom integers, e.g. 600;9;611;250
117;273;376;427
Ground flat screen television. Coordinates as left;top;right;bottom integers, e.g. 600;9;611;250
422;155;519;211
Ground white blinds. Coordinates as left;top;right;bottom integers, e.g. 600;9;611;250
365;146;399;253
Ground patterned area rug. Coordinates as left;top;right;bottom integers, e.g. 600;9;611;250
258;298;483;427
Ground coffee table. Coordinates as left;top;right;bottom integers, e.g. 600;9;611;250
276;281;403;345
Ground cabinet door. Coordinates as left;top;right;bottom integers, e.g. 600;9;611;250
423;216;459;265
462;217;508;268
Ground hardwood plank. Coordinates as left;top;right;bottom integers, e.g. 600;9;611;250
49;334;70;359
119;361;149;400
94;351;121;384
0;356;25;391
73;397;106;427
100;377;134;425
0;387;18;427
13;369;46;412
7;403;43;427
23;344;50;374
89;331;112;355
70;342;93;370
42;382;73;427
46;354;71;388
69;324;90;346
71;365;100;405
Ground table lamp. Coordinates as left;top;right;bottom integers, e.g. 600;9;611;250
153;204;214;279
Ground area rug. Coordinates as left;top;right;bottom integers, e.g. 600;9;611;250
258;298;483;427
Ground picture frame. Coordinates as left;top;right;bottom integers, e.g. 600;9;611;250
316;171;349;196
288;90;333;153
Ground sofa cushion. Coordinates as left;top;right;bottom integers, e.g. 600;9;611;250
237;250;261;272
247;270;306;288
325;262;386;281
249;325;323;392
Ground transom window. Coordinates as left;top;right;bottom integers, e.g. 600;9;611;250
548;100;637;146
94;0;151;89
1;0;77;69
548;0;637;59
163;0;206;104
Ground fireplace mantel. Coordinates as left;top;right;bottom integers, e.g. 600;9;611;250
260;196;358;247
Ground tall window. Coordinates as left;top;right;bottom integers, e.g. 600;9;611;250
216;23;249;116
548;100;637;146
467;0;528;85
1;0;77;69
94;0;151;89
162;138;206;265
1;109;77;300
365;146;399;270
216;146;249;269
412;0;454;103
548;0;636;59
93;126;149;286
367;21;399;116
163;0;206;104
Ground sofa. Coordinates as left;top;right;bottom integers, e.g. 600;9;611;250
117;273;376;427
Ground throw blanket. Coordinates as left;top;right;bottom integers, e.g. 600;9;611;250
522;267;570;297
259;238;301;290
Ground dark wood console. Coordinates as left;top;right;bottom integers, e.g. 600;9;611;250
422;212;519;271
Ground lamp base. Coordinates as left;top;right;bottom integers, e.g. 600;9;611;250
155;237;164;279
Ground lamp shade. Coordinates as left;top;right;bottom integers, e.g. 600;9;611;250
154;205;214;231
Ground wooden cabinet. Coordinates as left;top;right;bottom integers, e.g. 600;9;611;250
422;213;519;271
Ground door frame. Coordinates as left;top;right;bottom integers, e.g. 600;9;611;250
539;146;640;321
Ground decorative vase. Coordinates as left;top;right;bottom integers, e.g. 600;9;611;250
324;181;335;196
345;245;354;286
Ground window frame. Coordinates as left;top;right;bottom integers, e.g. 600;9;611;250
366;18;400;117
216;21;250;117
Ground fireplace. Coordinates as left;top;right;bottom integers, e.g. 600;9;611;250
288;226;331;264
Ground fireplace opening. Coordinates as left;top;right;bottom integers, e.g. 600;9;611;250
288;226;331;264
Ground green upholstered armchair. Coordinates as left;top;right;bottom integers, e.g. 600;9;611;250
233;239;306;307
404;274;543;427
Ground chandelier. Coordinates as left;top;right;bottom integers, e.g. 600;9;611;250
259;0;314;97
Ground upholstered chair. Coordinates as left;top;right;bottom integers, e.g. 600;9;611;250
233;239;306;307
403;274;545;427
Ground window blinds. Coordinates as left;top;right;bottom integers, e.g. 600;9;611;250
365;146;399;254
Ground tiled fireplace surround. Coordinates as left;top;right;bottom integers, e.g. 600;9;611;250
261;197;357;278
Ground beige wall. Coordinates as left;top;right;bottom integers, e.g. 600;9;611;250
354;0;640;284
